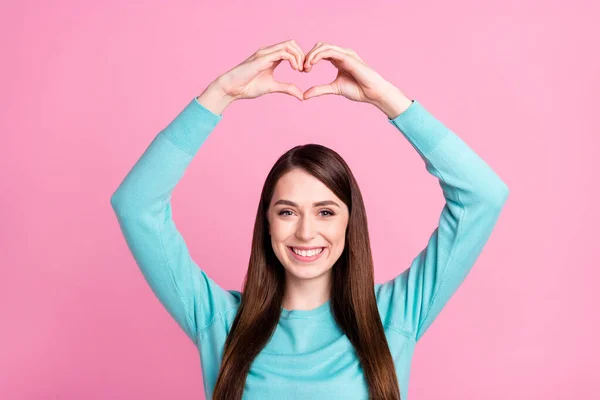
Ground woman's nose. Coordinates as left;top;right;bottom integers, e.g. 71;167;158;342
296;216;316;240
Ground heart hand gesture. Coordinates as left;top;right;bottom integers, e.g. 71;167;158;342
214;40;307;102
301;42;392;105
199;40;412;118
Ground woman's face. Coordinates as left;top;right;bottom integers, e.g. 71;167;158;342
267;168;349;283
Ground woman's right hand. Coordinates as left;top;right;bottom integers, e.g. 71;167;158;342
213;40;306;103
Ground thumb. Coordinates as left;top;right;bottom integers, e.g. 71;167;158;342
303;84;336;100
269;81;304;101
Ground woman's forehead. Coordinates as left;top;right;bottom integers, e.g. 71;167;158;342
271;170;345;209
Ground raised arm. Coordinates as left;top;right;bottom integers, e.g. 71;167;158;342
110;41;309;345
109;87;240;345
298;42;509;342
374;95;509;342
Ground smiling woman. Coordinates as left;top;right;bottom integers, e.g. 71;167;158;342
110;40;509;400
267;167;350;305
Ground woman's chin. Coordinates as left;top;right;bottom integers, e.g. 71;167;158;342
284;264;331;281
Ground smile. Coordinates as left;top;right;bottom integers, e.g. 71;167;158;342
287;246;326;262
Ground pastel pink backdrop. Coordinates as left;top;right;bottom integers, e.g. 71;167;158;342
1;1;598;399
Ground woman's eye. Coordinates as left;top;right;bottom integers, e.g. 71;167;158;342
277;209;335;217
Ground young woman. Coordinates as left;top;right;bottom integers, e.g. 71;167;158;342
110;40;509;400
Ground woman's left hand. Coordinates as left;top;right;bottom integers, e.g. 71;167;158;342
301;42;412;117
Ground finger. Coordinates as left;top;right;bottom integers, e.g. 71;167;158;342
266;47;299;71
279;42;302;71
311;48;359;74
256;40;303;71
311;48;346;64
325;44;363;62
270;81;305;101
306;42;351;70
303;41;323;68
306;44;361;72
256;48;298;71
304;41;325;70
256;39;296;55
287;40;306;71
303;82;337;100
315;49;363;76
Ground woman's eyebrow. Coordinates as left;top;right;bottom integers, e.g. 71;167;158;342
274;199;340;208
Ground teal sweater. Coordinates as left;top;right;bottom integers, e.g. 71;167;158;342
110;96;509;399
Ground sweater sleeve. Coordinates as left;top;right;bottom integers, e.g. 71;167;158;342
110;97;240;345
374;99;509;342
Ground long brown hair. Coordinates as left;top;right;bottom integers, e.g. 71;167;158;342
212;143;400;399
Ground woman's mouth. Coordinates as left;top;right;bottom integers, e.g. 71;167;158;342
287;246;326;263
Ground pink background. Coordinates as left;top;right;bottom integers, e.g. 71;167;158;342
2;1;598;398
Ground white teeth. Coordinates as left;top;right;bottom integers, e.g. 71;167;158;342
292;247;323;257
